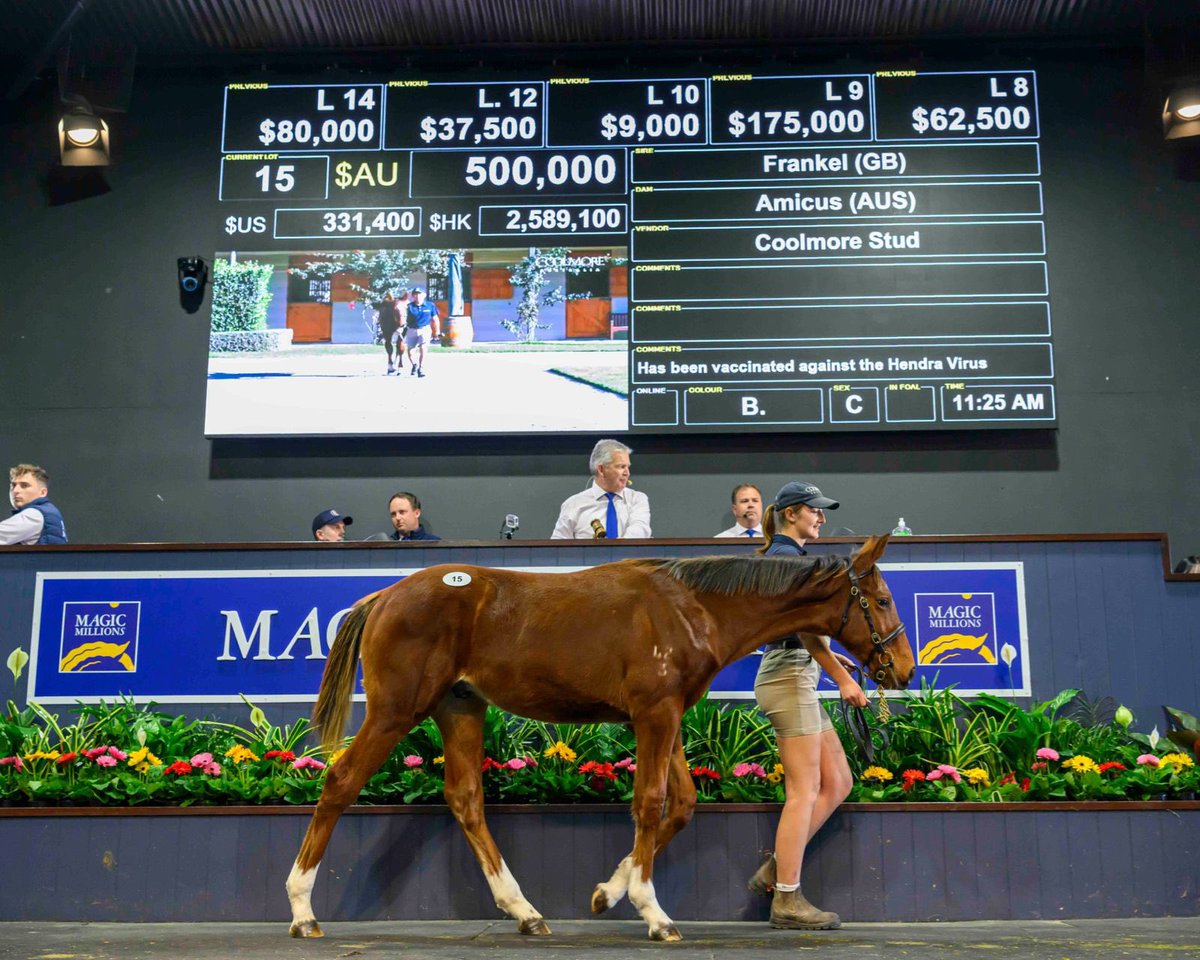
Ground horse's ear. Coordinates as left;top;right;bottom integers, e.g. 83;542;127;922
852;534;891;573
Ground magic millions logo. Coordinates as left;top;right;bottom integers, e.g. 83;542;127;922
914;593;997;665
59;601;141;673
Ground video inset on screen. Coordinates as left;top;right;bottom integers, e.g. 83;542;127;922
204;246;629;436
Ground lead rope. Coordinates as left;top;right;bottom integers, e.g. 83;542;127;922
839;665;891;764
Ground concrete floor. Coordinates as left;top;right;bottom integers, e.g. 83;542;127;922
1;918;1198;960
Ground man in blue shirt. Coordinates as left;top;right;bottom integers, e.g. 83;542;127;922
2;463;68;545
403;286;441;379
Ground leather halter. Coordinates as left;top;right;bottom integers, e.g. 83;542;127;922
833;564;906;685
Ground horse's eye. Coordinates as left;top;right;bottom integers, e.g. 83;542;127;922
877;597;891;608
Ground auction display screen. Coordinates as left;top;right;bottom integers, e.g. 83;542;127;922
208;66;1054;436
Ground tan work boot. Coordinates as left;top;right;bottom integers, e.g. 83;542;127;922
747;851;776;895
769;889;841;930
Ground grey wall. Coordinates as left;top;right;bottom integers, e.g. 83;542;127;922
1;50;1197;550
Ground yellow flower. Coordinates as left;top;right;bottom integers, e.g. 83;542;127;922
861;765;894;783
1062;755;1099;774
224;745;260;764
544;741;577;763
328;748;347;766
127;746;162;768
963;768;990;786
1161;753;1195;770
23;750;60;761
766;763;784;784
432;755;445;765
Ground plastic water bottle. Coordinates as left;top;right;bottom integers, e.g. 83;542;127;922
892;517;912;536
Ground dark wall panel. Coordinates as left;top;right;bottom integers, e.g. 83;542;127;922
4;807;1197;922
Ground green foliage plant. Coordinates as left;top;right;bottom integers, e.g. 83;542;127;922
210;259;274;333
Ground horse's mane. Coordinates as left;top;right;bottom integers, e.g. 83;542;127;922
636;554;849;598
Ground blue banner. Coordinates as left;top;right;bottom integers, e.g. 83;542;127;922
29;563;1028;703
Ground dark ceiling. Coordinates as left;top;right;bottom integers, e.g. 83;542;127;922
4;0;1200;103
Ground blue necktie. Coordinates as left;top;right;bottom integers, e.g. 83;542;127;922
605;492;618;539
745;528;758;537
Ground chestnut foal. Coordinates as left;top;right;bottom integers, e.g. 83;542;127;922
287;535;914;941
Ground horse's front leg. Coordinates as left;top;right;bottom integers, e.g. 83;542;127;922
626;706;684;941
434;695;550;935
592;736;695;917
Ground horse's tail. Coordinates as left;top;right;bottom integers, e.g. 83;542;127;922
313;592;381;753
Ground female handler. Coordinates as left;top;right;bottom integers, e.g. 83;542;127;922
748;480;867;929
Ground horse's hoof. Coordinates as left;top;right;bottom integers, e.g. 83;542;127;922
519;917;552;936
289;919;324;939
649;924;682;942
591;886;611;914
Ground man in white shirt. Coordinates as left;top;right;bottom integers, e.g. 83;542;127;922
551;439;651;539
714;483;763;538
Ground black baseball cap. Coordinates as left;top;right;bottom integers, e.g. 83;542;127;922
312;508;353;533
774;481;839;511
410;285;424;293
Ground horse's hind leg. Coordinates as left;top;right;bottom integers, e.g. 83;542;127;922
434;693;550;936
287;709;410;938
592;734;695;917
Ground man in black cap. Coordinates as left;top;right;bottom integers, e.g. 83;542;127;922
311;508;353;542
403;286;441;378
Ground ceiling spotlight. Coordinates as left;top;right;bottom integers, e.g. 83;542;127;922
1163;84;1200;140
58;102;110;165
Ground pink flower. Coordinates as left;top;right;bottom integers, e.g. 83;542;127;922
201;761;222;776
190;752;214;767
403;755;423;768
95;755;117;768
293;756;326;771
504;758;527;770
615;757;636;770
936;764;962;783
108;747;127;761
732;762;767;778
0;756;24;770
84;747;109;760
926;769;944;781
1137;754;1160;767
1035;747;1060;761
523;756;539;767
1031;761;1049;772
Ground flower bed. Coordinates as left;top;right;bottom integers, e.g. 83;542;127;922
1;686;1196;807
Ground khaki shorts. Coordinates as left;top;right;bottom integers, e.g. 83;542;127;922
754;646;833;738
403;325;433;348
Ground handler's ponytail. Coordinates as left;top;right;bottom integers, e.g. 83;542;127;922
756;504;776;554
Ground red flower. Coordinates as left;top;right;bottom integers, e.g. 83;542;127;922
481;757;504;772
579;760;598;774
997;773;1016;786
1097;761;1127;775
900;769;925;792
1020;777;1031;792
1031;761;1048;772
690;766;721;780
55;752;78;766
164;761;194;776
264;750;296;763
